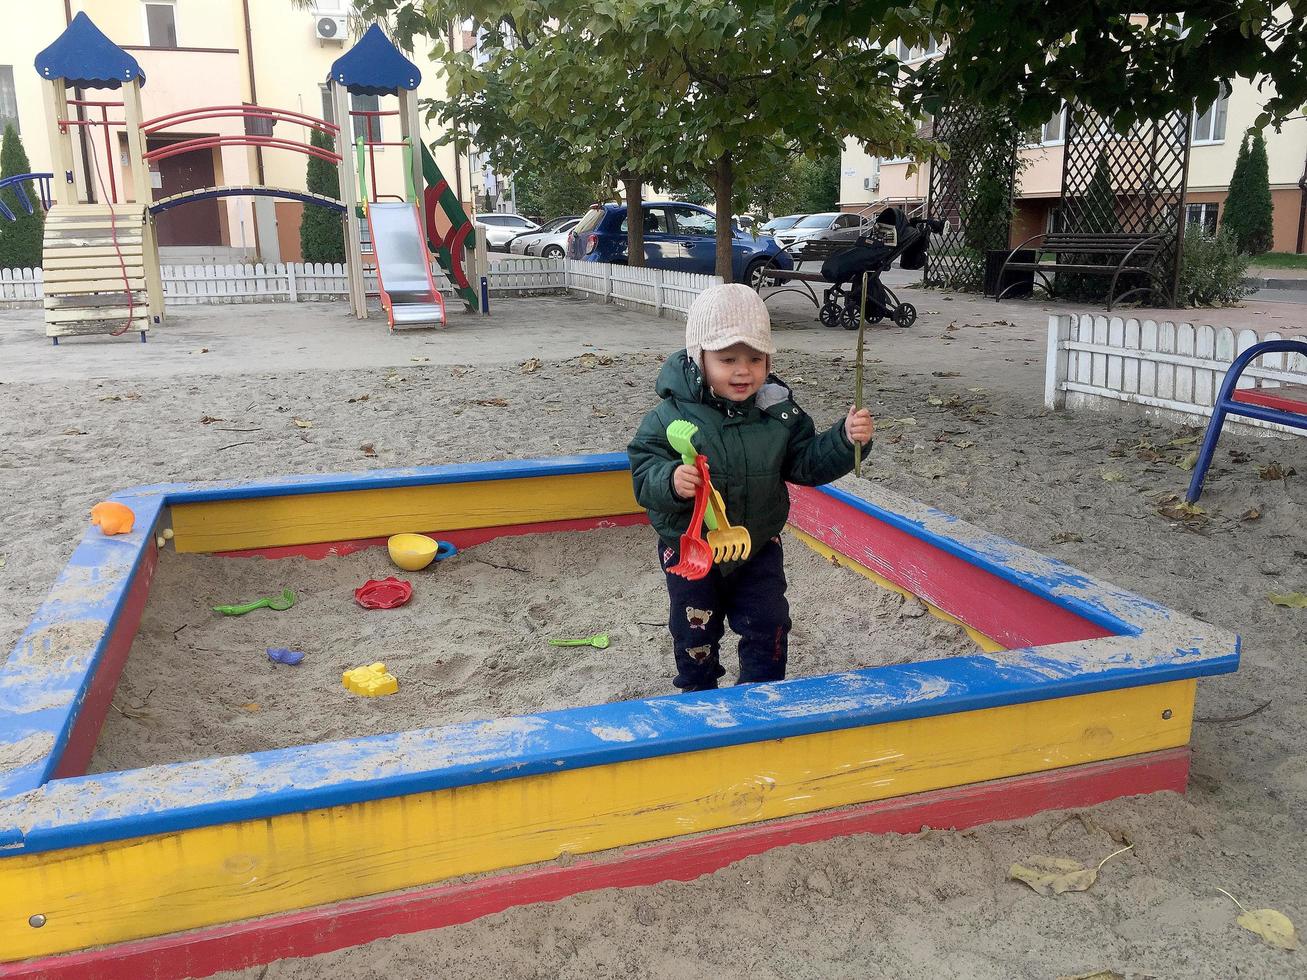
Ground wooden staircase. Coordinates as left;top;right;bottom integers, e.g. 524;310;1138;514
42;204;151;342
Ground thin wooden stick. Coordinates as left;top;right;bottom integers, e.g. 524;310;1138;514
855;271;868;477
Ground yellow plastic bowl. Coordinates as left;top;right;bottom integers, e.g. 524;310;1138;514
387;532;439;571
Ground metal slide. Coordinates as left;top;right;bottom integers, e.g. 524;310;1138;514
366;202;446;329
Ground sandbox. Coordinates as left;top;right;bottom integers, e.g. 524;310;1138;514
0;454;1239;977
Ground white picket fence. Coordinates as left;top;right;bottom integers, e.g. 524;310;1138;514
1046;313;1307;436
0;257;717;318
563;259;721;319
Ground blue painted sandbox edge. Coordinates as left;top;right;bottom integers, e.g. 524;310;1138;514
2;641;1238;855
0;496;165;800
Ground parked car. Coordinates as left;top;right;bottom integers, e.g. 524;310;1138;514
565;201;794;287
759;213;808;237
509;215;581;257
770;211;866;253
476;213;540;250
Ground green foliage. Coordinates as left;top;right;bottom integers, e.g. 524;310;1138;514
1221;132;1274;255
513;162;606;219
788;155;840;214
0;126;44;269
300;128;344;264
1178;225;1251;306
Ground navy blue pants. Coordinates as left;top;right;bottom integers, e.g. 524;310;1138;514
659;538;791;691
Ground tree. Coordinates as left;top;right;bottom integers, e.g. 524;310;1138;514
300;127;344;263
512;162;606;220
0;126;44;269
361;0;930;281
1222;131;1274;255
790;155;841;214
883;2;1307;132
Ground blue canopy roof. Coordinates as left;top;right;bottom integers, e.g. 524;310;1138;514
35;12;145;90
327;24;420;96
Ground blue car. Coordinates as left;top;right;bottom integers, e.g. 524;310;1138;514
566;201;793;288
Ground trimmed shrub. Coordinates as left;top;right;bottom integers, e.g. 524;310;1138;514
1221;132;1274;255
0;125;45;268
1178;225;1251;307
299;128;345;263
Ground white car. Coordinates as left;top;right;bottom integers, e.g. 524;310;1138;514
508;216;581;257
771;211;867;252
477;213;539;250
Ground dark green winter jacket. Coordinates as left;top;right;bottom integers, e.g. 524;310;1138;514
628;349;859;550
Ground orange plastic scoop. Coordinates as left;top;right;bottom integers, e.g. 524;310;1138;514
666;454;713;580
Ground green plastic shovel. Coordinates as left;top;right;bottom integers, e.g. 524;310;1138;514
666;420;718;531
548;633;610;649
213;588;296;616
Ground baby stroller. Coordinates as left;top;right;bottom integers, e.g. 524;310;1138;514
817;208;944;330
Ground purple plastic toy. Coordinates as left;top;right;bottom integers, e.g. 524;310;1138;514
267;647;306;666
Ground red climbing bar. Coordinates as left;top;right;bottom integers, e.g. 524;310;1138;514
141;104;339;136
142;135;342;165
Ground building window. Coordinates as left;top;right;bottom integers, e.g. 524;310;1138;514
1192;86;1230;143
1041;106;1066;145
350;93;381;143
1185;202;1220;235
319;85;335;126
0;66;17;134
897;36;939;62
144;2;178;48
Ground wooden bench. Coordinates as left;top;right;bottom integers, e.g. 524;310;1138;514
996;232;1172;310
787;236;862;269
758;266;830;309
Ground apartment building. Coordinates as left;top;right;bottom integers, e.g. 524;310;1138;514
840;40;1307;253
0;1;469;262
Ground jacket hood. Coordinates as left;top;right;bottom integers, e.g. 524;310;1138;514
655;349;793;415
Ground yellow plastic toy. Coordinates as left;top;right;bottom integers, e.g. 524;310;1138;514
90;501;135;535
387;533;439;571
342;662;398;697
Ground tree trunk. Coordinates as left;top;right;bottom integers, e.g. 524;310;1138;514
622;174;645;267
713;150;734;281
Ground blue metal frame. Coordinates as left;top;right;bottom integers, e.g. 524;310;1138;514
0;454;1239;855
1186;340;1307;502
0;173;54;222
148;186;346;216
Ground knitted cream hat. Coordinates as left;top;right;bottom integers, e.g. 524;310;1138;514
685;283;776;365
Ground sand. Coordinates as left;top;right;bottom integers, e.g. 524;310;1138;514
1;296;1304;979
89;527;972;772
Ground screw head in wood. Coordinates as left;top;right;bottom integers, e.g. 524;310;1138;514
28;913;46;928
1162;709;1173;720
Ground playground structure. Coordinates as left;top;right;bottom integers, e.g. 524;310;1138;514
0;453;1237;976
30;14;479;344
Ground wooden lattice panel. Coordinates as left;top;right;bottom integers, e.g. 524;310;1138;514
42;204;151;339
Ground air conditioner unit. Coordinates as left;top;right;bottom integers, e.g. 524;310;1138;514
863;175;880;191
315;16;347;42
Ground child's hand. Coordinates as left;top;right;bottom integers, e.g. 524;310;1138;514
845;407;874;446
673;464;703;500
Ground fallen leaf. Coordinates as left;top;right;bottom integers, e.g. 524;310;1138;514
1101;470;1125;482
348;394;370;403
1217;888;1299;950
61;428;87;436
292;418;313;429
1010;844;1133;897
473;398;509;407
360;442;378;458
520;358;542;374
1178;451;1199;471
193;348;209;354
198;416;224;425
954;440;975;449
928;396;944;406
1237;908;1299;951
1268;592;1307;608
242;702;260;712
1009;856;1098;896
1168;435;1200;447
409;356;430;363
931;370;960;378
578;352;600;369
99;394;122;402
1158;496;1207;522
1057;972;1126;980
591;405;609;418
1052;531;1084;544
1260;462;1296;480
1241;507;1262;522
0;556;6;567
450;365;470;377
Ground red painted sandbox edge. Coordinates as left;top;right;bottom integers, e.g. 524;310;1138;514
5;748;1190;980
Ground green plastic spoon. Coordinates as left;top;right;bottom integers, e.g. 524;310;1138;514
213;588;296;616
548;633;611;650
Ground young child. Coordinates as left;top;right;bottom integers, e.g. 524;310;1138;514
628;283;874;692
